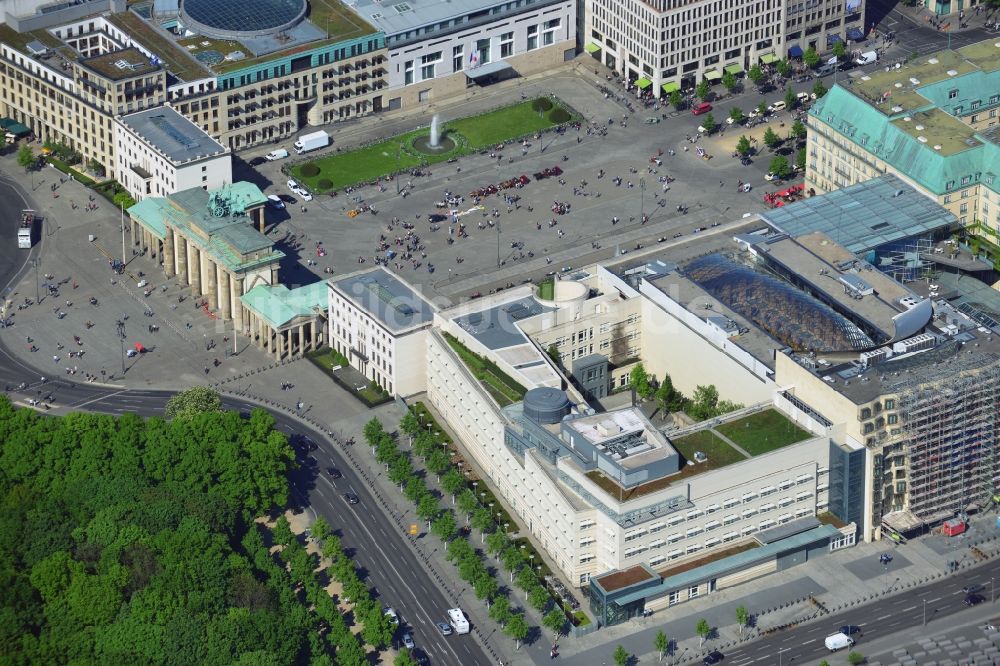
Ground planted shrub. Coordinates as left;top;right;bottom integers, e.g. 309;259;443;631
317;178;333;190
548;107;570;123
300;163;320;177
532;98;553;112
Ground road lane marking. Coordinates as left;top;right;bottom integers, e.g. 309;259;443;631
927;597;942;603
877;614;892;620
903;605;917;611
68;387;128;409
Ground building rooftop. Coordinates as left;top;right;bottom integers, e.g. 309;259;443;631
760;174;957;254
956;40;1000;72
889;107;981;157
106;11;210;82
118;106;228;164
77;46;161;80
332;267;435;333
850;49;977;115
592;564;659;594
350;0;550;38
565;408;677;471
241;281;328;328
452;296;555;351
127;183;280;272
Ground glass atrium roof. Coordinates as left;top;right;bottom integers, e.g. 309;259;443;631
684;254;876;352
181;0;305;36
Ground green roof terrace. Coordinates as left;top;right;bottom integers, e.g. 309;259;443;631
850;49;976;115
890;107;981;157
957;39;1000;73
107;11;210;82
78;47;161;81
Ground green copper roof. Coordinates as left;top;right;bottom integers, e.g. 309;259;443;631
241;281;328;328
126;182;282;273
810;85;985;194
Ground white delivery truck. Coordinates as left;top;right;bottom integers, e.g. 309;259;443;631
265;148;288;160
293;130;330;154
447;608;470;635
824;632;855;652
855;50;878;66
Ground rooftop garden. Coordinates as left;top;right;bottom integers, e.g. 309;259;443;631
441;332;526;407
714;409;811;456
108;12;209;82
307;0;376;42
655;541;760;578
670;429;748;469
290;98;577;191
817;511;848;529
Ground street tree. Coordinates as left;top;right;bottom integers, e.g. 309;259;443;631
847;653;866;665
395;649;418;666
812;80;828;98
735;605;749;638
404;477;428;504
791;119;807;140
696;79;711;101
700;112;718;134
803;47;820;69
729;106;745;124
629;362;652;398
311;516;331;542
388;455;413;487
784;87;797;110
796;147;807;172
399;410;420;441
696;618;712;647
748;64;765;85
614;644;630;666
818;662;831;666
689;384;720;420
363;417;385;445
654;629;669;662
165;386;223;419
489;595;511;626
832;40;847;60
776;58;793;77
361;603;396;649
529;584;550;611
769;155;792;180
486;530;508;556
756;101;769;117
543;608;565;637
505;613;529;649
546;343;561;366
669;89;683;109
500;546;525;572
457;489;478;523
471;507;494;533
736;135;753;158
425;448;451;479
17;144;35;171
440;469;466;501
473;571;499;601
763;127;781;149
722;70;738;92
515;567;537;592
417;494;440;524
431;511;457;543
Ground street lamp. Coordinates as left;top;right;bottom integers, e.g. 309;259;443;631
32;258;39;304
992;577;995;604
778;647;790;666
922;598;927;626
639;177;646;225
116;319;126;376
496;219;502;269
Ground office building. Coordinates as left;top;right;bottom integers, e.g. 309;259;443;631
350;0;576;110
584;0;864;95
114;105;231;201
806;40;1000;236
328;267;436;397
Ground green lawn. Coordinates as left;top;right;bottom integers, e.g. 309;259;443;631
670;430;747;470
289;99;575;192
441;332;526;406
446;100;565;149
715;409;811;456
305;347;349;372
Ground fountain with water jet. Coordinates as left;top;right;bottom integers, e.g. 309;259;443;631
412;113;457;154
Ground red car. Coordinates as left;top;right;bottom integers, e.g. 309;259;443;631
691;102;713;116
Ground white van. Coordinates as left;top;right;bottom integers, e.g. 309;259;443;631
824;632;854;652
265;148;289;161
447;608;470;634
768;100;786;112
855;50;878;66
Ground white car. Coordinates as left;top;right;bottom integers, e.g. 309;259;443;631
286;178;300;192
384;607;399;624
768;100;786;112
299;189;313;202
726;115;738;125
748;109;760;119
796;92;810;103
267;194;285;209
402;633;415;650
764;172;778;181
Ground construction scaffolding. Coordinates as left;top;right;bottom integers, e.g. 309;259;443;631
889;346;1000;528
875;237;938;284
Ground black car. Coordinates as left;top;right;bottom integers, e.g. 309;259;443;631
248;156;267;167
278;193;297;204
962;585;980;594
428;213;447;222
965;593;985;606
411;648;429;665
327;467;342;479
703;650;725;665
839;625;862;636
343;492;359;504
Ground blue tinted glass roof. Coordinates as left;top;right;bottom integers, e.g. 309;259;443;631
182;0;305;34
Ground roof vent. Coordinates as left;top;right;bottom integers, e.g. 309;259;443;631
917;136;928;143
915;124;925;130
894;82;903;88
861;75;871;81
891;106;903;113
928;57;939;64
995;42;1000;48
946;69;958;76
909;77;920;85
903;116;912;122
933;144;942;150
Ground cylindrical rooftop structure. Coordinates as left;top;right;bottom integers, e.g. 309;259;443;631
522;386;572;424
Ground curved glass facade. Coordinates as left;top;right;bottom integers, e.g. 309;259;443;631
181;0;306;38
685;254;876;352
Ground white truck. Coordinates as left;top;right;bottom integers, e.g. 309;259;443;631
824;632;855;652
447;608;470;635
293;130;330;155
855;50;878;66
18;209;35;248
265;148;288;160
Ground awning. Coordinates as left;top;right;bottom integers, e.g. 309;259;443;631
661;81;680;94
846;27;865;41
585;42;601;54
704;69;722;81
724;63;743;75
827;34;843;44
760;53;779;64
636;77;652;89
788;45;804;58
0;118;30;136
465;60;513;80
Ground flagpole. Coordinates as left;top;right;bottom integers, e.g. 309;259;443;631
120;203;126;266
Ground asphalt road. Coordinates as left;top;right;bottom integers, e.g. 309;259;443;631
715;557;1000;666
0;175;491;666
